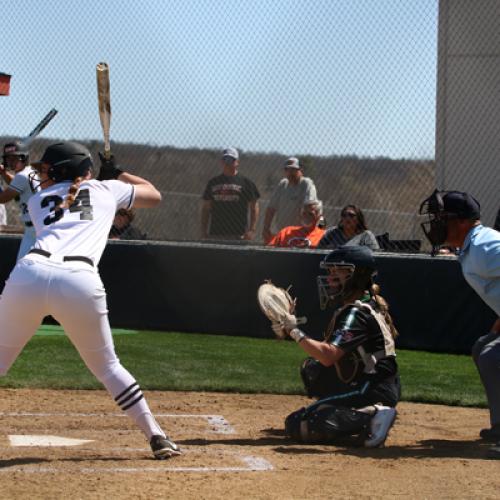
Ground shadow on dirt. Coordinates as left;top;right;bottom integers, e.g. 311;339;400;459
332;439;496;460
0;457;49;469
179;427;498;461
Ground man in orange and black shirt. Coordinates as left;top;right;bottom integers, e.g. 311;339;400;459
268;199;325;248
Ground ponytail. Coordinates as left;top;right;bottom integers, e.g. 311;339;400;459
59;176;84;210
369;283;399;339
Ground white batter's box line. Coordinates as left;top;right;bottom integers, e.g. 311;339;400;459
0;455;273;474
0;412;236;434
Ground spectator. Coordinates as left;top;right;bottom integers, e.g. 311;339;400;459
201;148;260;241
262;157;317;243
268;199;325;248
495;207;500;231
109;208;147;240
318;204;379;251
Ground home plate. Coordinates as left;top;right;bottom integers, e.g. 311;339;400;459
9;435;94;447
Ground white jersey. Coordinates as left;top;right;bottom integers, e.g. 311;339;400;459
9;166;40;224
28;179;135;265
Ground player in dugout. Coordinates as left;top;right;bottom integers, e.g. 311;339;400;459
0;141;40;259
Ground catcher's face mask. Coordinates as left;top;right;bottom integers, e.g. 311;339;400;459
317;263;354;310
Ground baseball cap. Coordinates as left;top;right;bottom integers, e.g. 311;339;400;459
222;147;239;160
442;191;480;219
285;157;300;169
3;141;28;157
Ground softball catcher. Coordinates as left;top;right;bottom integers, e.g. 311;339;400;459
0;142;180;459
264;246;400;447
0;141;40;259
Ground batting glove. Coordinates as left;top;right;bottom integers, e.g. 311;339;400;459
97;152;124;180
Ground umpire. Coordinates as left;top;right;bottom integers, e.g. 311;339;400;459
420;190;500;458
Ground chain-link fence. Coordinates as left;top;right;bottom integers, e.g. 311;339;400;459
1;1;498;252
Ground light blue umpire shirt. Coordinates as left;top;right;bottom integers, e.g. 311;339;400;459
458;224;500;317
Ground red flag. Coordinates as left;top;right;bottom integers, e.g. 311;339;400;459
0;73;12;96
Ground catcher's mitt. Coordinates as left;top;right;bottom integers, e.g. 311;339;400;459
257;281;307;338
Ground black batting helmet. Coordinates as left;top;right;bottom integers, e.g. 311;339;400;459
317;245;377;310
3;141;29;164
34;141;93;182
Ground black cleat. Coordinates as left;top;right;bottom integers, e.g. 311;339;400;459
150;435;181;460
479;425;500;442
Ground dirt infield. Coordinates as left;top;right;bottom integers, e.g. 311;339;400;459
0;389;498;499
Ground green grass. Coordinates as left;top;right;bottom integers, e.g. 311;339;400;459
0;327;487;408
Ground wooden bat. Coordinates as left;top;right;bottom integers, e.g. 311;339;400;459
21;108;58;148
96;62;111;160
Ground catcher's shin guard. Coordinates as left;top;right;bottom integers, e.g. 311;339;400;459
285;405;371;443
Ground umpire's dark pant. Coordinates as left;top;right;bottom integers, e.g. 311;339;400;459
472;332;500;427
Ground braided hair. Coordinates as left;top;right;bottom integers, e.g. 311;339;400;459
369;283;399;339
59;176;84;210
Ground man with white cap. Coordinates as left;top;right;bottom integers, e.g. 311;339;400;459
262;157;317;244
201;147;260;241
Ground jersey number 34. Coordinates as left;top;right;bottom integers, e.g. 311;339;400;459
42;189;94;225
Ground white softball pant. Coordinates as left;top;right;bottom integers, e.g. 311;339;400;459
17;226;36;261
0;254;165;440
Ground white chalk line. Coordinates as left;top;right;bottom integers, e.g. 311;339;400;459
0;413;272;473
0;412;235;435
0;448;273;473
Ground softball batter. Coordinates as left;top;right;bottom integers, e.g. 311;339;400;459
0;141;180;460
0;141;40;259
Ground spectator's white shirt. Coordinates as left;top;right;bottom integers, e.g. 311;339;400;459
269;176;317;231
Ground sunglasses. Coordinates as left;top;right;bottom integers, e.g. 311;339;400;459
341;212;357;218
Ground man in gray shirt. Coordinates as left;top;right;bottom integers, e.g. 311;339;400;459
262;157;317;243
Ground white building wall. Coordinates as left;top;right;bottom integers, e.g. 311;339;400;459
436;0;500;225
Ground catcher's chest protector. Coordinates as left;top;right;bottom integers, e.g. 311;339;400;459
326;301;396;376
356;301;396;357
354;301;396;374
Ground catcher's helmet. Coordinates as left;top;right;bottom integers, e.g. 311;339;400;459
35;141;93;182
419;189;480;248
3;141;29;165
317;245;377;310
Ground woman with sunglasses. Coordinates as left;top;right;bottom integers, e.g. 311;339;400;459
318;204;379;250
